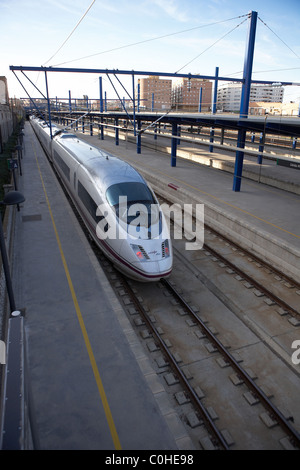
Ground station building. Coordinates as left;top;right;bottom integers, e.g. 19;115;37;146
172;77;212;112
137;76;172;111
217;82;284;112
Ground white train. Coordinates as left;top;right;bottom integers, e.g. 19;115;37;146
30;117;172;281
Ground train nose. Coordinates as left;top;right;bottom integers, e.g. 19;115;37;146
118;238;172;281
129;241;173;280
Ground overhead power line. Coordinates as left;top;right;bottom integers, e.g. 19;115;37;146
51;14;249;67
43;0;96;66
175;17;248;73
258;16;300;60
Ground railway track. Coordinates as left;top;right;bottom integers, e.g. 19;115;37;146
202;228;300;321
157;193;300;323
99;190;300;449
99;249;300;450
45;135;300;449
161;274;300;449
71;188;300;450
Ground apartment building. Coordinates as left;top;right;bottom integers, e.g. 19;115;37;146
172;77;212;111
137;76;172;110
217;82;284;112
0;77;9;105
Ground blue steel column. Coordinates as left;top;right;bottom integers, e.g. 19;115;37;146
171;122;178;167
44;71;52;139
137;120;141;154
115;118;119;145
132;73;136;137
258;132;264;164
233;11;258;191
209;67;218;152
99;77;104;140
198;87;202;113
212;67;219;114
68;90;72;113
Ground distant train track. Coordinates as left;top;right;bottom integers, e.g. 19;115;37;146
99;247;300;450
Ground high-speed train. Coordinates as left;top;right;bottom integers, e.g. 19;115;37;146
30;117;172;281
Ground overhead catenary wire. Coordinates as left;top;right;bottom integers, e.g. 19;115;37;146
223;17;300;81
175;16;248;73
43;0;96;66
51;14;249;67
258;16;300;61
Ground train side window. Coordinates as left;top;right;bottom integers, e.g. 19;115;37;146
77;180;103;224
53;150;70;181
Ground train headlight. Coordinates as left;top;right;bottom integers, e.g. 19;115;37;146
162;239;170;258
131;244;149;261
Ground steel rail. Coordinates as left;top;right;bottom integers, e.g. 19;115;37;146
161;277;300;448
158;194;300;319
202;242;300;319
120;274;230;450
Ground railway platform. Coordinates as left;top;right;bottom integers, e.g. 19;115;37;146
76;128;300;284
4;122;192;450
2;120;300;450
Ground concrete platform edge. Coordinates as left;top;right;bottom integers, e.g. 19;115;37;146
124;134;300;196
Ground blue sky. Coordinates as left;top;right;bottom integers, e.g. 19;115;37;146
1;0;300;102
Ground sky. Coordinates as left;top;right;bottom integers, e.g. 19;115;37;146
1;0;300;103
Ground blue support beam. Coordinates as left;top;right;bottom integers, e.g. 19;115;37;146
99;77;103;112
11;24;300;193
171;122;178;167
209;67;219;152
115;118;119;145
233;11;258;192
132;73;136;136
99;77;104;140
198;87;202;113
137;83;140;112
68;90;72;113
44;71;53;139
137;120;141;154
10;65;296;87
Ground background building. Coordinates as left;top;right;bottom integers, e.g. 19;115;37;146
249;101;300;116
172;78;212;112
0;77;23;152
137;76;172;111
0;77;9;105
217;82;284;112
0;77;14;152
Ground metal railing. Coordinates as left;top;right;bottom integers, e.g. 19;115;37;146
0;311;40;450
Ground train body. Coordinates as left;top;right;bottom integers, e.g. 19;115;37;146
30;117;173;281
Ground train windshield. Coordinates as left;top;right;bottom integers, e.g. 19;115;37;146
106;182;161;229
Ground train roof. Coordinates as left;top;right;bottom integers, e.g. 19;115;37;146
55;132;146;190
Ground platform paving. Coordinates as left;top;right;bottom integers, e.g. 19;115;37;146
4;119;300;449
8;122;193;450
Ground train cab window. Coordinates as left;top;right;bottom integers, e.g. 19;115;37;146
106;182;160;228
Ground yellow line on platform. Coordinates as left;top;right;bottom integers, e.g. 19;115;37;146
33;145;121;450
